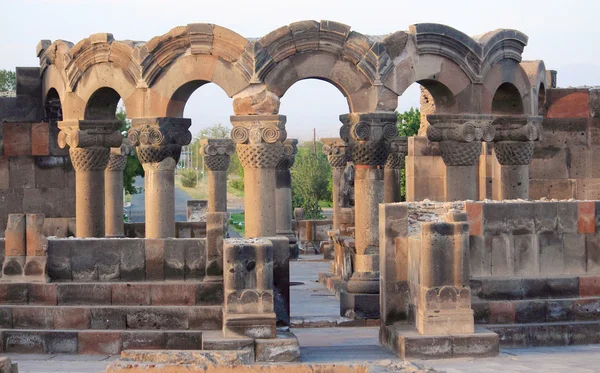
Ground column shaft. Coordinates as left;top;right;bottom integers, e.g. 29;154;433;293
383;168;400;203
275;169;292;234
76;170;105;237
104;169;124;237
209;170;228;212
500;164;529;199
144;163;175;238
445;165;477;201
331;167;343;229
245;167;276;237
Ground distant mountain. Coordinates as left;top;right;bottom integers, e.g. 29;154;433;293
554;64;600;88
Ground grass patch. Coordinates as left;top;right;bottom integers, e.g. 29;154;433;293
230;212;245;236
175;174;207;200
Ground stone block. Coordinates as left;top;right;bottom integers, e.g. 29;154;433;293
3;123;32;156
112;284;151;306
395;328;453;359
53;307;91;329
546;300;574;322
515;301;546;323
557;202;578;233
465;203;482;236
538;233;564;275
151;284;196;306
144;239;164;281
223;314;276;339
563;233;586;274
13;307;53;328
534;202;558;233
120;239;145;281
521;278;579;299
255;332;300;362
476;278;523;300
78;331;122;355
469;236;491;277
546;89;589;118
569;322;600;345
47;239;72;281
58;284;111;305
28;283;57;305
579;276;600;297
90;308;126;329
4;214;25;257
489;234;513;276
4;331;45;353
574;298;600;321
0;283;28;303
34;157;67;189
578;201;596;233
164;331;202;350
23;187;68;217
530;147;569;179
183;239;205;280
121;331;165;350
451;331;499;358
31;122;50;155
471;302;490;324
164;239;185;280
8;157;35;188
0;158;8;190
188;306;223;330
126;307;188;330
340;292;380;319
489;302;515;324
513;234;538;276
0;188;24;216
505;202;534;235
70;241;99;281
201;330;253;351
97;240;120;281
196;282;224;305
482;203;509;235
0;307;12;328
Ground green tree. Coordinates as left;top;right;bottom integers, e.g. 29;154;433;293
291;142;332;219
396;107;421;200
0;70;16;92
117;107;145;195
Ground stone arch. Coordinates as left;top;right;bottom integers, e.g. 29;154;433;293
84;87;122;120
44;88;63;124
482;59;531;114
520;60;548;115
257;20;392;113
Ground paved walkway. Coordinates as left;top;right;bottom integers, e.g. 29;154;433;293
9;255;600;372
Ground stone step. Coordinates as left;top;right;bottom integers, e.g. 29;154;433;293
488;320;600;347
473;296;600;325
0;281;223;306
0;329;206;354
471;275;600;301
0;305;222;330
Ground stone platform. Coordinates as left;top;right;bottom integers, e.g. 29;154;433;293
380;324;499;360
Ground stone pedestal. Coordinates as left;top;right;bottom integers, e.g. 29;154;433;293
105;140;132;237
129;117;192;238
1;214;26;279
427;114;495;202
223;238;276;339
384;138;408;203
492;116;543;200
205;212;229;282
2;214;48;282
58;119;122;237
266;236;290;327
339;112;398;319
200;139;235;212
230;115;286;238
275;139;298;256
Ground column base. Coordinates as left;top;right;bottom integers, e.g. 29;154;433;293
340;291;380;319
380;324;499;360
416;309;474;335
223;313;276;339
346;271;379;294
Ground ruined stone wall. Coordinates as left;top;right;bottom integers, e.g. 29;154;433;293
529;88;600;199
465;200;600;278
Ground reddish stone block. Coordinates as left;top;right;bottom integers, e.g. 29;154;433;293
578;201;595;233
145;239;165;281
28;284;57;305
547;91;590;118
0;283;28;304
112;284;151;306
3;123;32;156
53;308;90;329
31;122;49;156
489;302;516;324
151;284;196;306
579;276;600;297
466;203;483;236
13;307;53;328
78;331;122;354
122;331;165;350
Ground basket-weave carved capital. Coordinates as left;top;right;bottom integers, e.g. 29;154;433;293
128;117;192;166
339;112;398;166
322;138;349;169
492;116;543;166
106;138;134;172
276;139;298;170
385;137;408;169
200;139;236;172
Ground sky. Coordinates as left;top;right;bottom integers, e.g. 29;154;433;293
1;0;598;140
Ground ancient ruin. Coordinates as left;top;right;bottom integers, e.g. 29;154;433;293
0;19;599;372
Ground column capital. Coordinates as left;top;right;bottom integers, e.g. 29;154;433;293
426;114;496;166
230;115;287;169
385;137;408;169
276;139;298;170
339;112;398;166
106;139;134;172
200;138;236;171
322;137;349;169
128;117;192;165
492;115;543;166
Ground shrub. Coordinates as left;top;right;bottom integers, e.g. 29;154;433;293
180;169;197;188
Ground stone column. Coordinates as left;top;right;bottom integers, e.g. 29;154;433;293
128;117;191;238
275;139;298;256
339;112;398;319
230;115;286;238
200;139;235;212
492;116;543;200
384;137;408;203
322;138;349;230
427;114;495;202
105;140;133;237
58;120;122;237
223;238;276;339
